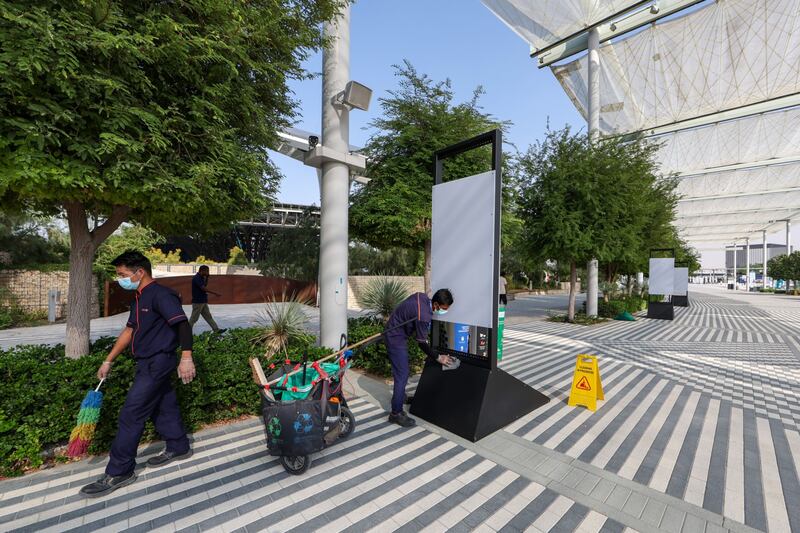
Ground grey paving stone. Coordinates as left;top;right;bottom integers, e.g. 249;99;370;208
660;506;687;533
704;521;727;533
575;472;601;496
640;498;667;527
604;485;631;510
561;468;586;489
590;478;616;503
621;491;647;519
681;513;707;533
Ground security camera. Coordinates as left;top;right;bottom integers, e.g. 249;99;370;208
308;136;319;149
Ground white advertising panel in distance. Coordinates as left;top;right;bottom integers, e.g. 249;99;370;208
431;170;496;328
649;257;675;295
673;267;689;296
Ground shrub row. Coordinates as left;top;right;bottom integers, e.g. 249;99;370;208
0;318;414;477
584;296;647;318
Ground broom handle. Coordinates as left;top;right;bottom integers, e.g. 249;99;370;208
95;378;105;392
265;332;383;386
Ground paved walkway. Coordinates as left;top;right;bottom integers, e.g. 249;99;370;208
2;286;797;532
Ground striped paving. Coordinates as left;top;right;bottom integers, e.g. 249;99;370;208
2;285;797;532
492;287;800;533
0;397;645;533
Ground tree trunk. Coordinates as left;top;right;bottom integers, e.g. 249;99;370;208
568;261;577;322
424;238;432;296
64;202;129;358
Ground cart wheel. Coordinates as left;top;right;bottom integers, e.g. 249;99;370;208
339;407;355;440
280;455;310;475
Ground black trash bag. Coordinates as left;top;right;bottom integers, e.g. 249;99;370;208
262;397;325;457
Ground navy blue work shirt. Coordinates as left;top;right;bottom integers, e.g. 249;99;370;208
126;282;188;359
191;273;208;304
385;292;433;344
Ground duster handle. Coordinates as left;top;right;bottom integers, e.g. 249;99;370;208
95;378;105;392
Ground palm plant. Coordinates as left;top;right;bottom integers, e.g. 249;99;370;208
359;277;411;322
254;293;314;361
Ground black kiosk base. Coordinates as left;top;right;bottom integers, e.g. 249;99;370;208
409;362;549;442
647;301;674;320
673;295;688;307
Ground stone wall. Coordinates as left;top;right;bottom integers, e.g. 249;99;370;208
0;270;99;319
347;276;425;309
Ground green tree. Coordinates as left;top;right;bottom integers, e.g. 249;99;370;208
768;251;800;290
0;0;343;356
350;62;504;293
516;128;678;321
258;210;320;281
0;212;68;266
94;224;163;278
348;242;421;275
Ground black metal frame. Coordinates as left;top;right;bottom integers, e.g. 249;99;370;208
410;129;549;442
432;129;502;371
673;260;689;307
647;248;676;319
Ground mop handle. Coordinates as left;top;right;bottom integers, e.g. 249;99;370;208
95;378;106;392
264;333;383;387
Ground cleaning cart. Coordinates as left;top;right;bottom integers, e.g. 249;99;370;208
249;334;382;475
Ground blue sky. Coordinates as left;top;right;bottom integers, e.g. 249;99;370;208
272;0;584;206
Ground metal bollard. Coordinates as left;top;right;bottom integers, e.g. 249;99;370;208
48;289;61;323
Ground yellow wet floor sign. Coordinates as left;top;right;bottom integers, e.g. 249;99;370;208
568;354;604;411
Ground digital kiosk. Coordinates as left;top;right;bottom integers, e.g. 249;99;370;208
409;130;549;442
647;249;675;320
672;261;689;307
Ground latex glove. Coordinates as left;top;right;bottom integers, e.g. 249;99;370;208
436;354;454;367
97;361;112;380
178;357;196;384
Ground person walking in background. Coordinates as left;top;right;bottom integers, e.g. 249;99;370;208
189;265;226;333
499;272;508;306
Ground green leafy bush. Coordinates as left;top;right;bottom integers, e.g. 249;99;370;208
0;328;306;477
585;296;647;318
358;277;411;321
346;316;424;377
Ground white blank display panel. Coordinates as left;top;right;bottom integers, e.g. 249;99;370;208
649;258;675;295
673;267;689;296
431;170;496;328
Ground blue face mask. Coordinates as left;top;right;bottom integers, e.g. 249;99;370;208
434;308;448;316
118;272;140;291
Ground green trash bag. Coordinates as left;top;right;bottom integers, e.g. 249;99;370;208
274;362;342;401
615;311;635;321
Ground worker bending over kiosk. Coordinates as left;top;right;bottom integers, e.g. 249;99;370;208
385;289;455;427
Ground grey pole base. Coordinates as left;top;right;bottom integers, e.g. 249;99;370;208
647;301;675;320
409;361;549;442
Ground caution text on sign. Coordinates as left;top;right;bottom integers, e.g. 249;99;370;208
568;354;604;412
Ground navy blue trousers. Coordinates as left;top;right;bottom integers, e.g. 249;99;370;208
386;337;410;414
106;352;190;476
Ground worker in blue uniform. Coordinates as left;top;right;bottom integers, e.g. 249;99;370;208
80;251;195;498
384;288;454;427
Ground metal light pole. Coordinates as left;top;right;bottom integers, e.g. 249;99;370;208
319;6;351;349
585;27;600;317
787;220;792;255
745;237;750;292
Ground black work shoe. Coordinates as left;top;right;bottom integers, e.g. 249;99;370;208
79;472;137;498
388;411;416;427
146;449;193;468
215;328;228;335
404;395;414;405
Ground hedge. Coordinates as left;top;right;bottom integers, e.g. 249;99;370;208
584;296;647;318
0;318;421;477
346;316;426;377
0;329;331;477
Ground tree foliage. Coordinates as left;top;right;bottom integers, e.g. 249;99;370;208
349;242;421;275
257;210;320;281
516;128;679;320
0;0;343;355
350;61;504;291
768;252;800;285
